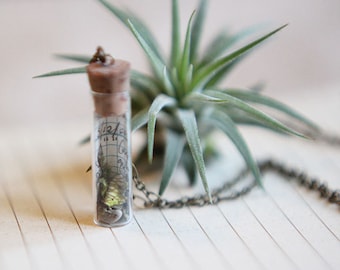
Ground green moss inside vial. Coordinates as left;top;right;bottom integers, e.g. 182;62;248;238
93;114;132;226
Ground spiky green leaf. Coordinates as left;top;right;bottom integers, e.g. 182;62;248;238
190;0;207;63
147;95;177;162
170;67;180;91
183;92;226;105
184;64;194;93
128;19;166;81
181;148;198;185
205;57;243;87
54;54;91;63
170;0;181;67
33;66;87;78
132;108;149;132
204;89;306;138
162;66;175;97
217;106;298;135
79;135;91;145
193;24;288;90
177;109;211;201
209;109;262;186
131;92;149;112
179;11;196;83
159;131;185;195
219;107;275;128
198;31;232;67
130;70;159;99
222;89;318;130
98;0;164;62
198;24;264;67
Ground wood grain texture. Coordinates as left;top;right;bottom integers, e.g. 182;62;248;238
0;109;339;270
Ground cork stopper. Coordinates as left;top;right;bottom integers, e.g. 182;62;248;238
87;47;130;116
87;46;130;94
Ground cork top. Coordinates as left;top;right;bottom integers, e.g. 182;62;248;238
87;47;131;116
87;47;130;93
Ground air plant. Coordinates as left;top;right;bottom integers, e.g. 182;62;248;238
35;0;317;198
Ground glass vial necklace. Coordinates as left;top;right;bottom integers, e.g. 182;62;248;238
87;47;132;227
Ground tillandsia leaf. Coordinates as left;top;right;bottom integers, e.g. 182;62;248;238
209;108;262;186
177;109;211;201
171;67;180;92
221;88;319;130
219;106;300;136
190;0;207;64
79;135;91;145
98;0;164;62
200;28;261;86
204;89;307;138
147;95;177;162
54;54;91;63
131;108;149;132
198;31;233;67
131;89;150;112
33;66;87;78
130;70;159;99
205;57;243;87
181;147;198;186
183;92;226;105
193;24;288;90
198;24;265;67
249;81;266;93
162;66;176;97
53;54;161;99
170;0;181;67
184;64;194;94
159;131;186;195
221;107;275;127
54;53;160;100
128;19;166;81
179;11;196;86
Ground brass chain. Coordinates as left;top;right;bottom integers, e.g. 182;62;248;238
132;160;340;209
131;131;340;209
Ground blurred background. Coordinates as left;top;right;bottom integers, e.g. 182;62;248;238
0;0;339;130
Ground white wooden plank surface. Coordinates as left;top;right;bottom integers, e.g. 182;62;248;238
134;209;196;270
1;122;339;270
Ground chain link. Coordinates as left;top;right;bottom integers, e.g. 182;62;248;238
132;160;340;209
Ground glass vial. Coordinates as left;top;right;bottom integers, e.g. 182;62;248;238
91;91;132;227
